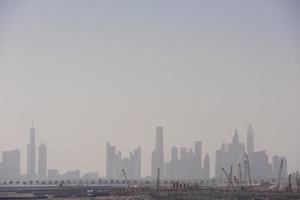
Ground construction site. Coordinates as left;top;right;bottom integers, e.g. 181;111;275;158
0;156;300;200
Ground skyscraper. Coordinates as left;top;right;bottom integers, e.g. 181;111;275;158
151;126;164;178
203;153;210;179
247;125;254;155
194;141;202;178
27;124;36;178
38;143;47;179
1;149;21;180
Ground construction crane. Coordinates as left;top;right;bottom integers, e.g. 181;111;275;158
156;168;160;190
221;166;233;189
121;168;130;190
245;154;252;188
277;159;284;190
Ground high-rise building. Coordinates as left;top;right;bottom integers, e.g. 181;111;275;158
247;125;254;155
203;153;210;179
1;149;21;180
194;141;202;178
151;126;164;178
27;125;36;178
38;143;47;179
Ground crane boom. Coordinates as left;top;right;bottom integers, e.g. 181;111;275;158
121;168;130;190
221;167;233;188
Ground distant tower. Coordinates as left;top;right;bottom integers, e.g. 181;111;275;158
27;123;36;178
151;126;164;178
38;143;47;179
194;141;202;178
232;129;239;144
247;125;254;154
203;153;210;179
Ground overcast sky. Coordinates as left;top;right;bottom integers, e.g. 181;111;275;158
0;0;299;177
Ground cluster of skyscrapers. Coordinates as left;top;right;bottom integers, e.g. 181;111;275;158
0;124;47;181
107;126;210;180
106;143;141;180
215;125;287;181
106;125;288;182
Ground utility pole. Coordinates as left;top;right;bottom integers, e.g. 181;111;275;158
297;171;299;194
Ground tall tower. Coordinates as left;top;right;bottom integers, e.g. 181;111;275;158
203;153;210;179
27;124;36;178
247;125;254;155
194;141;202;178
38;143;47;179
151;126;164;178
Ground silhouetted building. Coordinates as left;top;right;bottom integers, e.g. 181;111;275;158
27;125;36;178
194;141;202;179
0;149;21;180
106;143;141;180
247;125;254;155
203;153;210;179
38;143;47;179
151;126;164;178
272;155;288;180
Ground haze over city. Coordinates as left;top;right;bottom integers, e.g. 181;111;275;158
0;0;299;179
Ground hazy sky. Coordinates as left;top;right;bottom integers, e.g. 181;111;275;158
0;0;299;177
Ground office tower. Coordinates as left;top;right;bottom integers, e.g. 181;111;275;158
27;125;36;178
228;129;245;178
106;142;116;179
171;146;178;161
38;143;47;179
272;155;288;179
1;149;21;180
247;125;254;155
215;142;228;178
252;150;271;179
132;146;142;179
203;153;210;179
151;126;164;178
194;141;202;178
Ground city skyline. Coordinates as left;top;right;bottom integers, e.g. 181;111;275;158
0;123;293;180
